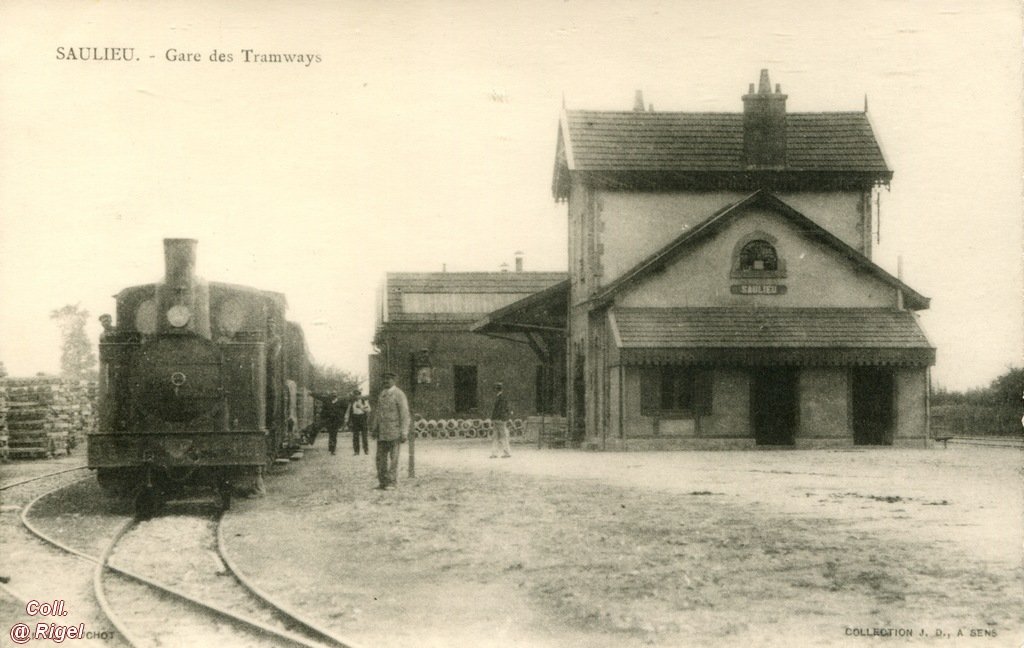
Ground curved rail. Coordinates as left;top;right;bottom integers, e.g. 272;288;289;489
215;512;367;648
20;479;357;648
18;476;99;561
91;519;146;648
1;465;88;491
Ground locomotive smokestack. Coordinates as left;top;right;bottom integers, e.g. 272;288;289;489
158;238;210;338
164;238;198;287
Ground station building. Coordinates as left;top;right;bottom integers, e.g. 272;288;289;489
482;70;935;449
370;263;566;421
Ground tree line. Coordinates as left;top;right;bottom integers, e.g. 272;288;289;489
931;367;1023;438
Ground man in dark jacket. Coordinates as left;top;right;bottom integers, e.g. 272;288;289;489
315;392;347;455
489;382;512;458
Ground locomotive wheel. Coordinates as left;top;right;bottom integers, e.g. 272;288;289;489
135;485;163;519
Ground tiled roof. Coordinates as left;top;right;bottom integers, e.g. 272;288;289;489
561;111;889;173
382;272;567;323
611;308;932;349
387;272;566;294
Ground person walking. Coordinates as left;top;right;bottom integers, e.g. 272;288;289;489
318;392;347;455
371;372;409;489
345;388;372;455
489;382;512;458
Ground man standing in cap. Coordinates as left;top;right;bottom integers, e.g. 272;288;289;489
371;371;410;489
490;382;512;458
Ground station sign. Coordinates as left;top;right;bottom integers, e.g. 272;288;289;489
731;284;787;295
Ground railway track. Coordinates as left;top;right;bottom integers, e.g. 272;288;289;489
0;464;89;491
12;474;363;648
1;467;115;647
931;435;1023;449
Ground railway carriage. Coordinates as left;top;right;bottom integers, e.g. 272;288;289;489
89;239;312;513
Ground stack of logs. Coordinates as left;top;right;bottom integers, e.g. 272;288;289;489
0;377;97;459
0;386;7;460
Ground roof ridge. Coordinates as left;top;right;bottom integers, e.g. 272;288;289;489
615;306;913;312
565;110;869;116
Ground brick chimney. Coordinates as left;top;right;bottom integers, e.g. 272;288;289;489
633;90;645;112
514;251;524;272
742;69;787;169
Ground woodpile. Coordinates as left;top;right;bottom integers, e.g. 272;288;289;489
0;377;97;460
0;386;7;461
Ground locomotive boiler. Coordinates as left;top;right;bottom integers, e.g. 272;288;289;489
89;239;314;515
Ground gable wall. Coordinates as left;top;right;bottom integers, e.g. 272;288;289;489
616;206;897;309
597;190;869;286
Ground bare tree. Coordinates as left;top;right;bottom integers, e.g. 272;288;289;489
50;303;97;380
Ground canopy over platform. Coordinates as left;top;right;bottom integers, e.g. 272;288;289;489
470;279;568;336
609;307;935;367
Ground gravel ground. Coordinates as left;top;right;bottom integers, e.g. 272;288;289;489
110;510;325;645
100;573;287;648
0;454;86;488
219;438;1024;648
1;472;124;648
3;442;1020;647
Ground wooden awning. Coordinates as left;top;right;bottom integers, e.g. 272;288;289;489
470;280;568;336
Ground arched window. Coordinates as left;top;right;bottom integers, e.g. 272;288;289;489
730;232;786;279
739;240;778;272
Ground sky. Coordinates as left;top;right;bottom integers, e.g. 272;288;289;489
0;0;1020;392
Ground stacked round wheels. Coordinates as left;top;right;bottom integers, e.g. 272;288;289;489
409;417;523;440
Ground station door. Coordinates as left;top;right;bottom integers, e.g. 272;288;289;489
852;368;894;445
751;367;798;446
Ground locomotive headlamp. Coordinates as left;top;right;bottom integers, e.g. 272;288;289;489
167;305;192;328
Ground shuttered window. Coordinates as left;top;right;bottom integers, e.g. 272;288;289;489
640;366;712;417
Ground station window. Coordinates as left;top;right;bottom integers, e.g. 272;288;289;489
739;240;778;271
641;367;712;417
453;365;478;413
731;232;786;279
661;366;695;411
536;365;557;414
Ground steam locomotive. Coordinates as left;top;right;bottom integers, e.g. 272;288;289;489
88;239;314;514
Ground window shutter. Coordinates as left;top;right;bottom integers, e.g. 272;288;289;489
640;367;659;416
695;369;713;415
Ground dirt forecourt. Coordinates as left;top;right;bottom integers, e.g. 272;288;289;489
223;440;1022;648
